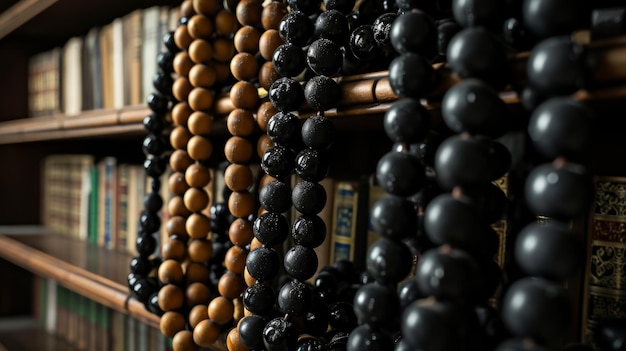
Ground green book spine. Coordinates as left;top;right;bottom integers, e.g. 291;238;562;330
88;166;99;245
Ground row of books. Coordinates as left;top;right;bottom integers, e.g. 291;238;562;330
28;4;180;117
33;276;169;351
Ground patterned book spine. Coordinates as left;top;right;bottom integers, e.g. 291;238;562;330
582;176;626;348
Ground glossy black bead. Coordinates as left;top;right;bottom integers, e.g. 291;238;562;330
503;17;536;51
163;31;179;53
261;144;296;180
144;191;163;213
398;278;426;310
284;245;319;281
441;78;510;138
152;70;173;95
144;156;166;178
263;317;296;351
329;301;358;331
522;0;588;38
437;19;462;57
139;210;161;234
452;0;504;30
370;195;418;240
254;212;290;246
390;10;437;58
142;134;166;156
376;150;425;197
388;53;435;98
273;43;307;78
446;27;508;88
295;148;330;182
260;180;292;213
314;9;350;45
302;115;335;150
501;277;571;344
594;318;626;351
268;111;302;145
136;235;157;257
525;162;594;219
526;36;588;97
292;181;327;215
143;113;165;133
347;324;394;351
353;283;400;328
372;13;397;50
147;92;169;113
278;279;313;315
349;25;380;61
288;0;322;16
306;38;343;76
296;338;326;351
127;272;139;290
146;292;164;316
246;246;282;282
157;51;174;73
239;315;269;349
292;214;326;248
131;277;158;302
130;256;152;275
515;220;582;280
280;11;315;46
367;238;412;284
304;75;340;112
528;97;593;160
269;77;305;112
324;0;355;14
401;302;462;350
243;283;276;315
384;98;431;143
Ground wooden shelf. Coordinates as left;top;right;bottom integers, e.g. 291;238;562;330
0;229;160;329
0;317;78;351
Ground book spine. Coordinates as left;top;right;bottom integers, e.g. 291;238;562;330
582;176;626;347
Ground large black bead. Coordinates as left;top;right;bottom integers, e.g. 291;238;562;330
398;278;426;310
314;9;350;45
376;151;425;197
384;98;431;143
246;246;282;282
302;115;335;150
524;162;594;219
292;181;327;215
243;283;276;315
366;238;412;284
278;279;313;315
526;36;588;97
254;212;290;246
239;315;269;349
346;324;394;351
268;111;302;145
273;43;307;78
261;144;296;180
147;92;169;113
370;195;418;240
352;282;400;328
501;277;571;344
349;25;381;61
390;10;437;58
306;38;344;76
269;77;305;112
304;75;340;112
260;180;292;214
279;11;315;46
264;317;296;351
522;0;588;38
136;235;157;257
284;245;319;281
388;53;435;98
292;214;326;248
295;148;330;182
401;302;462;350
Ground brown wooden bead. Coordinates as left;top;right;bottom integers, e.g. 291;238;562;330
188;111;214;135
172;330;199;351
230;52;259;82
228;190;255;218
259;29;283;61
256;101;278;131
159;259;185;285
228;218;254;246
234;26;261;54
188;14;214;39
233;297;245;323
208;296;235;325
170;126;192;150
170;149;194;173
224;245;248;274
189;304;209;329
185;163;212;188
181;0;196;18
230;81;259;110
186;213;211;239
161;311;187;338
187;135;213;161
226;326;248;351
188;87;214;111
169;195;193;217
174;51;195;76
227;109;256;137
189;39;214;64
158;284;185;312
183;187;210;212
224;136;254;164
193;319;221;348
172;102;194;126
214;62;231;84
193;0;220;16
258;60;281;91
224;164;254;192
173;76;194;102
167;216;189;237
215;9;239;35
174;25;193;50
186;282;212;306
162;237;187;260
186;262;211;284
189;64;217;88
257;133;273;158
218;271;246;299
170;172;190;195
250;237;263;251
187;238;214;263
213;37;236;62
262;1;288;30
236;0;263;27
243;265;256;287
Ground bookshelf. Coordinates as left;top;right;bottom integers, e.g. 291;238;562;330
0;0;625;349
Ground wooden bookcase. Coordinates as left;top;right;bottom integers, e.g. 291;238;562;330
1;0;626;349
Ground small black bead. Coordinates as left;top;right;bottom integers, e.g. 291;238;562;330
370;195;418;240
302;115;335;150
372;13;397;50
246;246;282;282
314;9;350;45
384;98;431;143
279;11;315;46
144;191;163;213
304;76;340;112
273;43;307;78
147;92;169;114
307;38;344;76
152;70;173;95
292;181;327;215
284;245;319;281
292;214;327;248
136;235;157;257
163;31;180;53
142;134;166;157
254;212;290;246
157;51;175;73
349;25;381;61
346;323;394;351
390;10;437;58
144;156;167;178
366;238;412;284
268;111;302;145
146;292;164;316
243;283;276;315
259;180;293;214
522;0;588;38
239;315;269;349
131;277;158;302
352;283;400;328
269;77;305;112
261;144;296;180
295;148;330;182
388;53;436;98
398;278;426;310
263;317;296;351
143;113;165;133
139;210;161;234
278;279;313;316
376;151;425;196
